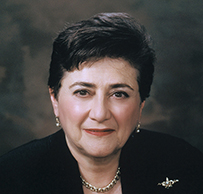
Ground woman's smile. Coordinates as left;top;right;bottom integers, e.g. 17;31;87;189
83;128;115;137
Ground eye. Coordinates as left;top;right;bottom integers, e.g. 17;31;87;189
74;90;89;97
113;91;129;98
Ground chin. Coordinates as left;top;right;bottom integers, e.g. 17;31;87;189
84;147;121;159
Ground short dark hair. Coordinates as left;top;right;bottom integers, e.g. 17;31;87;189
48;12;155;101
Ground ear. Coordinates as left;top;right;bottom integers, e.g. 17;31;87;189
49;88;59;117
139;100;145;119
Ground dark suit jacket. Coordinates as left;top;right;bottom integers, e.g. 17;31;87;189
0;129;203;194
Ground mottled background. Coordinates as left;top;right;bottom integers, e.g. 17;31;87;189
0;0;203;156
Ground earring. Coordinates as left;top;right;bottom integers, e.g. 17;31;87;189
136;122;141;133
55;117;61;127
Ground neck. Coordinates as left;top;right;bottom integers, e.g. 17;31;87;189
78;155;120;186
65;136;121;188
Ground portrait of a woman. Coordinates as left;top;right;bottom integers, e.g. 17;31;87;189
0;12;203;194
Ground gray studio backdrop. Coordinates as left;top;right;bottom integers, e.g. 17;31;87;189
0;0;203;156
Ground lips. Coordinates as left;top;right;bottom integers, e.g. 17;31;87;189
83;129;115;136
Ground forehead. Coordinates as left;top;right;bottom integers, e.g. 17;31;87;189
62;58;139;85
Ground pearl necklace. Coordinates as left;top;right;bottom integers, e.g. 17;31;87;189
80;167;121;193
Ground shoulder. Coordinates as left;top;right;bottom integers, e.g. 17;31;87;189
124;129;203;159
0;130;78;193
0;129;64;165
122;129;203;170
120;129;203;193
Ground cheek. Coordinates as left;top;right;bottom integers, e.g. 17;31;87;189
58;98;88;126
113;102;140;127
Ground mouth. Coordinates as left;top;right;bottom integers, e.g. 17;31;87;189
83;128;115;137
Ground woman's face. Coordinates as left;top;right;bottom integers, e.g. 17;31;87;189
50;58;145;158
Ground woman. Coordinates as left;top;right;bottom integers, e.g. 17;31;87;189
0;13;203;194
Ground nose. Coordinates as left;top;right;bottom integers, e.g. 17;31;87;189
89;95;111;123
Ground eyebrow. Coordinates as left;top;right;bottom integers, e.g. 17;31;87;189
110;83;134;91
69;82;134;91
69;82;96;89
